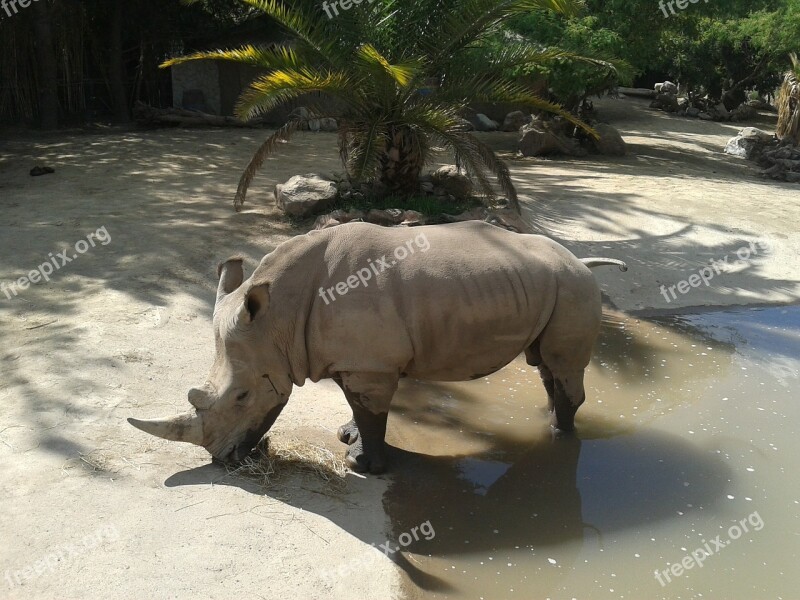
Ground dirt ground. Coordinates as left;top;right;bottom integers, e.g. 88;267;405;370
0;97;798;600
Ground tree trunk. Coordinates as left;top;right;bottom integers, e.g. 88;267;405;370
379;125;423;196
108;0;130;122
33;0;59;129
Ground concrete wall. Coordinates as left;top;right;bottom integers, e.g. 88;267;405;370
171;62;221;115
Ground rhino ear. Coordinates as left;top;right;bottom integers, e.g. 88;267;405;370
216;257;245;306
188;386;215;411
244;283;270;322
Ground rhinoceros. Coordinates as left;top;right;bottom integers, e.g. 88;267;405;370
128;221;626;473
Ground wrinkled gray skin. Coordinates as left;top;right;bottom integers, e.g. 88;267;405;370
129;221;626;474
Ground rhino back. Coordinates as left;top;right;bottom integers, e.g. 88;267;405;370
253;222;592;382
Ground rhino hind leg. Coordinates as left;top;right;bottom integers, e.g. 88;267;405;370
549;370;586;432
538;364;556;413
524;339;555;413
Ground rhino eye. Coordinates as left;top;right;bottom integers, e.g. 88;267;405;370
236;391;250;402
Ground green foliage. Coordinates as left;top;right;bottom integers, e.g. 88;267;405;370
173;0;612;211
578;0;800;102
505;11;633;108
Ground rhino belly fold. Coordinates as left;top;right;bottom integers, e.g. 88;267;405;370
403;333;536;382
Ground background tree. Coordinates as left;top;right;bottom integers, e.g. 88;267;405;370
171;0;617;210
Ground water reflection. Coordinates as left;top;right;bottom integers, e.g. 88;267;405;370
384;307;800;599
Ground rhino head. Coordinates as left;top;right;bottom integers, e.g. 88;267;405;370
128;258;290;463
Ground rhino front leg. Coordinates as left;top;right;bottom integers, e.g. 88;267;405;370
336;418;360;445
335;372;398;474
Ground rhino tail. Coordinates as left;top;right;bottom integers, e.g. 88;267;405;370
580;258;628;272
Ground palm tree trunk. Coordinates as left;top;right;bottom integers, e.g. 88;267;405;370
379;125;423;195
776;55;799;145
34;0;59;129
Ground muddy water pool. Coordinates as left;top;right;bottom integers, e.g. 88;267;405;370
383;306;800;599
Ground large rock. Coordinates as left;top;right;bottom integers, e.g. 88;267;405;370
289;106;311;130
366;208;405;226
591;123;627;156
650;93;679;112
730;104;757;121
430;165;473;198
739;127;774;143
518;120;583;157
274;174;337;217
655;81;678;95
309;117;338;132
724;136;759;159
471;113;499;132
501;111;530;132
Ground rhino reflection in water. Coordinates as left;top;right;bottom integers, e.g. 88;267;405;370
128;221;626;474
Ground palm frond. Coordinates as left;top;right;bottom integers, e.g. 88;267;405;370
356;44;422;88
161;44;304;71
235;69;353;120
234;118;305;211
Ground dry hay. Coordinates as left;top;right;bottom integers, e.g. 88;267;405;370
224;435;349;494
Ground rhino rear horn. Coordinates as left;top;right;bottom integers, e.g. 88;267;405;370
127;411;204;446
216;256;245;306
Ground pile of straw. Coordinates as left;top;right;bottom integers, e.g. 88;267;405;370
225;436;348;492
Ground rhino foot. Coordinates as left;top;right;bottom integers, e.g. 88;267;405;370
345;439;387;474
337;419;360;445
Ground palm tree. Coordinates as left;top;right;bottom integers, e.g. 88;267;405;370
170;0;611;212
776;53;800;145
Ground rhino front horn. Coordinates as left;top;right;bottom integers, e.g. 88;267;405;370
127;411;204;446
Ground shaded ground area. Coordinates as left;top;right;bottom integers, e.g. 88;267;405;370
0;96;797;599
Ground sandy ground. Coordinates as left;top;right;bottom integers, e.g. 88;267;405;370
0;97;798;600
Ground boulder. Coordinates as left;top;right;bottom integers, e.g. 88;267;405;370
698;112;713;120
591;123;627;156
274;174;337;217
289;107;311;130
366;208;405;226
430;165;473;198
730;104;757;121
501;111;530;132
724;136;761;159
400;210;426;226
317;117;338;132
651;93;679;112
518;120;584;157
686;107;701;118
471;113;499;132
655;81;678;95
739;127;774;143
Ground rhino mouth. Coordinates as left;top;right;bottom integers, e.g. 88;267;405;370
213;402;288;465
